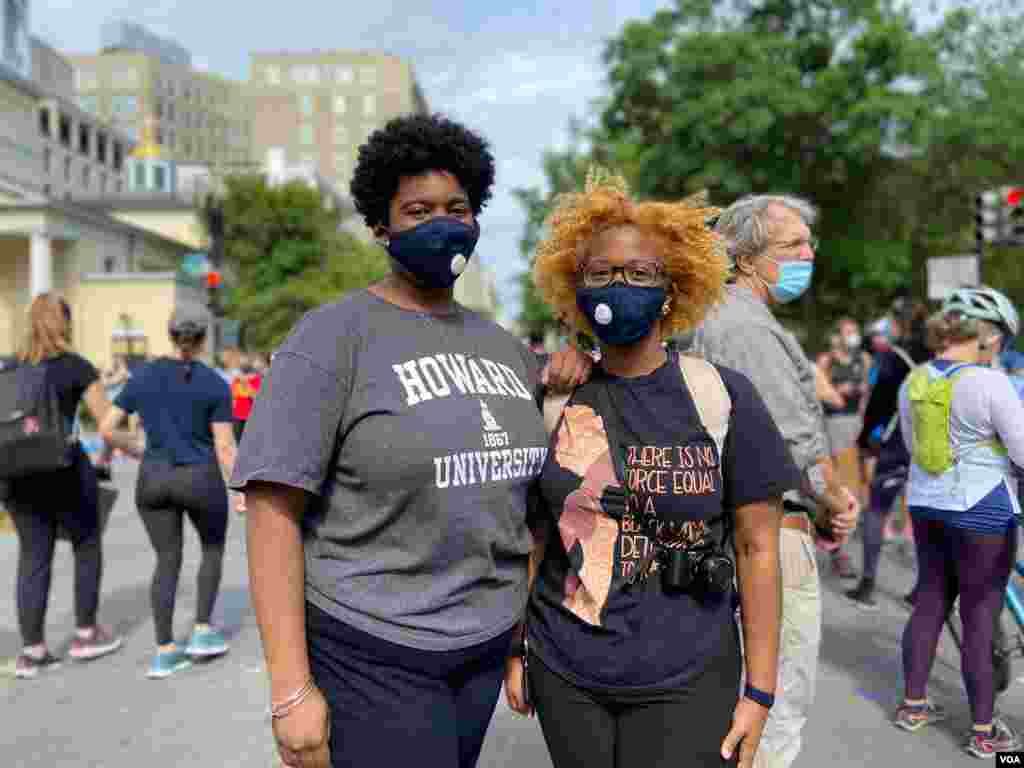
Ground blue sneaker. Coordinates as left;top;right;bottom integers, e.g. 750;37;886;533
147;648;192;679
185;626;229;658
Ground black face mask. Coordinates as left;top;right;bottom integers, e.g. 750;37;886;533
386;217;480;290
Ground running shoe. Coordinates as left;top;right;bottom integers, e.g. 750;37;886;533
894;701;948;732
147;648;193;679
69;625;123;661
844;582;879;612
964;718;1022;759
15;651;62;679
184;626;229;658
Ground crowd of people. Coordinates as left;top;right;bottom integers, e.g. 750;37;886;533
3;110;1024;768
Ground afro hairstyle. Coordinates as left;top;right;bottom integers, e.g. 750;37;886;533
350;113;496;229
533;168;729;341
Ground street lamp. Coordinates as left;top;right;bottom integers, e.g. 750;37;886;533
201;192;226;361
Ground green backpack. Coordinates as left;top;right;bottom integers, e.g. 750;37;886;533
907;363;1002;475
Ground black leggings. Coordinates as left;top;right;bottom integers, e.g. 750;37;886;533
8;448;102;645
136;460;228;645
902;515;1015;726
529;623;742;768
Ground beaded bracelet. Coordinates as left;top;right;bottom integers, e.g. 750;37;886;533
270;679;315;720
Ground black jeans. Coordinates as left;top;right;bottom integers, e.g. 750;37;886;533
136;460;228;645
8;446;102;645
306;602;512;768
529;622;742;768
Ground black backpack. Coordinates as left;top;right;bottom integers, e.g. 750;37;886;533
0;360;76;481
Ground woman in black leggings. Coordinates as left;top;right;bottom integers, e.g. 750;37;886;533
100;313;240;679
8;294;124;678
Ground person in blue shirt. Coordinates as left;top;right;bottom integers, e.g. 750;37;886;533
99;313;241;679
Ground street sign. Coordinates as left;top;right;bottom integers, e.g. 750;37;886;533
927;255;979;300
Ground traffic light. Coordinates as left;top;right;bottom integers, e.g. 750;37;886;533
206;270;223;316
1005;186;1024;246
976;190;1002;249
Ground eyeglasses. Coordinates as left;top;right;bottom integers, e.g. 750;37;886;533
579;260;666;289
769;236;819;253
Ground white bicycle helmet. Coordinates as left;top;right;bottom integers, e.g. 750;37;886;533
942;286;1020;337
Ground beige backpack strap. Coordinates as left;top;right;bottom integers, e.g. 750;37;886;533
543;393;570;435
677;355;731;455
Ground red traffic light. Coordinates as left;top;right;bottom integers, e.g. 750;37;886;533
1007;187;1024;207
205;270;222;289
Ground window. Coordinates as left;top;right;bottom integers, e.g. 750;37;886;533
111;67;138;89
153;165;166;191
116;179;123;193
299;154;316;167
77;95;98;115
334;123;348;143
300;93;315;116
166;102;175;122
58;114;71;147
75;68;98;90
299;123;315;145
97;133;107;164
39;108;50;137
359;66;377;86
81;165;90;190
113;94;139;118
78;124;91;155
64;156;72;182
42;147;51;174
265;65;281;85
291;65;319;84
113;142;123;171
333;95;347;114
100;173;107;194
334;66;353;84
156;129;164;146
363;93;376;117
134;163;146;188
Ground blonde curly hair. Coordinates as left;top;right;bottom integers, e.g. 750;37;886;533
532;168;729;341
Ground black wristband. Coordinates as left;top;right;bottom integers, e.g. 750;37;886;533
744;684;775;709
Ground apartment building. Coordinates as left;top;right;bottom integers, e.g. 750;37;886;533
68;22;251;170
249;51;428;192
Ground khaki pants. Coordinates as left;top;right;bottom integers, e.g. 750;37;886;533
753;529;822;768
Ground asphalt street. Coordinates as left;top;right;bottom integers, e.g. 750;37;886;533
3;461;1024;767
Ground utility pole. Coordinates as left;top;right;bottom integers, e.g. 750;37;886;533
202;193;226;362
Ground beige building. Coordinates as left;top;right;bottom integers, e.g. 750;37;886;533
249;51;428;191
68;42;251;168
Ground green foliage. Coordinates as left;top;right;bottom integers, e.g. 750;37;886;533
515;0;1024;340
217;175;389;350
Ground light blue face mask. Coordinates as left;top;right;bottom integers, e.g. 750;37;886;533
763;259;814;303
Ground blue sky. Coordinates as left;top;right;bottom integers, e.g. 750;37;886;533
32;0;670;326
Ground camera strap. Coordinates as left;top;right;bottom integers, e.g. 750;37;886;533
592;357;733;584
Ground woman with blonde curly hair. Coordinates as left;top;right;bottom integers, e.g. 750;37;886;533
503;172;797;768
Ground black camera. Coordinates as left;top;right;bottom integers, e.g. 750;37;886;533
659;545;734;596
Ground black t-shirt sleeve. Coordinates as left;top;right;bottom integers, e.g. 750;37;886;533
72;354;99;392
718;366;801;509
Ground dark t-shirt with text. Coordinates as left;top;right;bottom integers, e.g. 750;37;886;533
231;290;549;651
528;353;798;691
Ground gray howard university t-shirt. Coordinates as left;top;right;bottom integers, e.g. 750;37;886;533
231;290;548;651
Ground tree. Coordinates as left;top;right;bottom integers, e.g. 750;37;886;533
217;175;388;350
513;120;604;336
583;0;1024;341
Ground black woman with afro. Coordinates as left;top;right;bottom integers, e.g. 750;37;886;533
232;113;590;768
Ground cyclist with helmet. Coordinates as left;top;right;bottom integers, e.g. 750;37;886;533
99;313;240;678
894;286;1024;758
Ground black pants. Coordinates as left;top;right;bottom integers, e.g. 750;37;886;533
529;623;742;768
306;602;512;768
136;460;228;645
8;447;102;645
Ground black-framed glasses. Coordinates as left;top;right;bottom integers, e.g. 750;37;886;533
769;236;819;253
579;260;666;289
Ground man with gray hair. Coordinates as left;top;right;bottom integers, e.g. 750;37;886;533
688;194;859;768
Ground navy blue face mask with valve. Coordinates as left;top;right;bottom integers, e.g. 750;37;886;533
386;217;480;290
577;284;668;347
